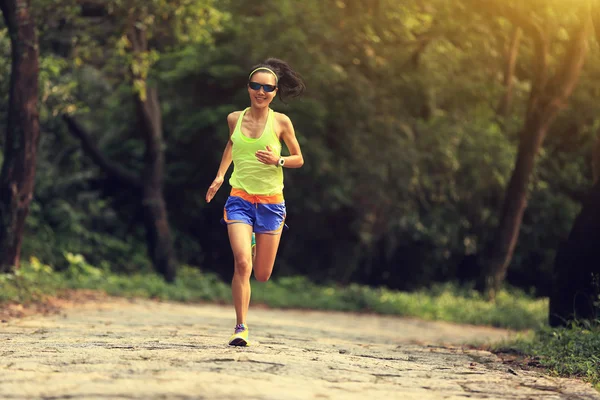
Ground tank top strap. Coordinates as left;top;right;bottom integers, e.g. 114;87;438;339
268;108;278;141
233;108;249;137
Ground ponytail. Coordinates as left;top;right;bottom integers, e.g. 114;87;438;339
248;58;305;103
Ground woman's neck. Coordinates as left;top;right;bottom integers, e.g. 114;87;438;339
249;105;270;121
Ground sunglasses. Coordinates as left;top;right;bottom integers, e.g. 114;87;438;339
248;81;277;93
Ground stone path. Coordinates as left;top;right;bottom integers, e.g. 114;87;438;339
1;298;598;399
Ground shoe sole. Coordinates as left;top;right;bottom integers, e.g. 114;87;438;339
229;338;249;347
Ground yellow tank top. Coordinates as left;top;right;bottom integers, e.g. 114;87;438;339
229;108;284;195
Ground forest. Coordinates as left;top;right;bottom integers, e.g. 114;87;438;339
1;0;600;326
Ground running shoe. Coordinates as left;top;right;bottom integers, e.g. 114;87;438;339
229;323;249;347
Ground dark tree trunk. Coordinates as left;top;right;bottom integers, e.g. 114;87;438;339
591;9;600;185
136;86;176;283
549;178;600;326
129;24;177;283
0;0;40;273
550;15;600;322
593;135;600;184
483;9;591;299
484;119;549;297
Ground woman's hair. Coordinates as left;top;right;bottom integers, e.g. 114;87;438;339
248;58;305;103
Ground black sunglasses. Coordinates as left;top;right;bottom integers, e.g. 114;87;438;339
248;81;277;93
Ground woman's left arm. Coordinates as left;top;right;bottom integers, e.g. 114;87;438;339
278;114;304;168
255;114;304;168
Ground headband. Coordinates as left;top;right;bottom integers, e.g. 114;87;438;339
249;67;278;83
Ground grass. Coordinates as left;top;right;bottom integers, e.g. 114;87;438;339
0;255;231;304
493;324;600;390
251;276;547;330
0;253;547;331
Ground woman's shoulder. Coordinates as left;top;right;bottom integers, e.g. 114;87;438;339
227;110;244;122
273;111;293;126
227;110;245;130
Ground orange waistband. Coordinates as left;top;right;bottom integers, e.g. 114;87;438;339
231;188;284;204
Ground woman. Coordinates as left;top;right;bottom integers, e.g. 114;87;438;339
205;58;305;346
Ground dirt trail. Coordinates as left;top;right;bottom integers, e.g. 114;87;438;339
1;298;598;400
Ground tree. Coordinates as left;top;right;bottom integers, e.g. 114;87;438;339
548;3;600;326
474;1;593;298
62;13;178;281
59;0;223;281
0;0;40;272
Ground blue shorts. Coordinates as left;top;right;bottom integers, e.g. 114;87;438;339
221;189;288;234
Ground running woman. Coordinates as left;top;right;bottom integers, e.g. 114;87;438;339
205;58;306;346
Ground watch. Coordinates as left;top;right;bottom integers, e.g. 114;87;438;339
277;157;285;167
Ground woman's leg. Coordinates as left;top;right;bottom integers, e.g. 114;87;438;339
253;232;283;282
227;223;253;325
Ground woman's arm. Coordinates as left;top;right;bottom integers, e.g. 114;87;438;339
279;114;304;168
255;113;304;168
205;112;238;203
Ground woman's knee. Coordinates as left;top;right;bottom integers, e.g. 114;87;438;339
253;264;274;282
233;257;252;278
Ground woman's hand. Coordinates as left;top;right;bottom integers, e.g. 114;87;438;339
206;176;224;203
255;145;279;166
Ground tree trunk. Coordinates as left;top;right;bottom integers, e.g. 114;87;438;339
497;26;522;118
484;118;549;298
137;86;177;283
129;24;177;283
549;178;600;326
591;8;600;185
551;5;600;321
593;134;600;184
484;12;591;298
0;0;40;273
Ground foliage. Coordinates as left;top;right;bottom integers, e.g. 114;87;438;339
496;323;600;389
0;257;62;302
1;0;599;294
252;277;547;330
0;255;546;330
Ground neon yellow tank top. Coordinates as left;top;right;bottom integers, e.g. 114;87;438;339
229;108;284;195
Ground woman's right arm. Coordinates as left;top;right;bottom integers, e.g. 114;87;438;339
205;112;238;203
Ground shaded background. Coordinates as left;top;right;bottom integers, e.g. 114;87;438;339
1;0;596;297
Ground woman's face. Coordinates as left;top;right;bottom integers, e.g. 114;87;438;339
247;71;278;108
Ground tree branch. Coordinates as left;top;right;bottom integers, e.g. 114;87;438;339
593;0;600;43
78;0;109;17
497;26;522;117
470;1;549;102
543;5;592;115
62;114;142;189
0;0;15;30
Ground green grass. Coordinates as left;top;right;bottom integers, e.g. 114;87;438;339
493;324;600;389
0;255;231;304
0;254;547;330
251;276;547;330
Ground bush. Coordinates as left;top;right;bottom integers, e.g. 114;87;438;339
0;254;547;330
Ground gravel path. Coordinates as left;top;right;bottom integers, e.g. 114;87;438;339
1;298;598;399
